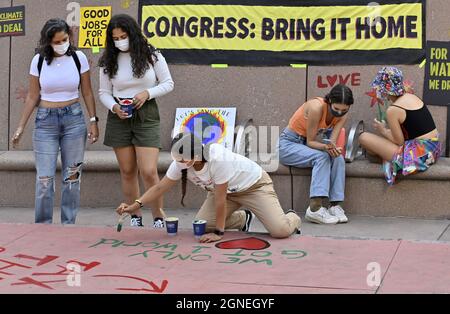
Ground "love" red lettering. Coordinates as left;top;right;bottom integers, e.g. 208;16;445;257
317;73;361;88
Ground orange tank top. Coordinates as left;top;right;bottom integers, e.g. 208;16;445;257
288;97;339;137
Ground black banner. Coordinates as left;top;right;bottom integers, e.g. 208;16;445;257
423;41;450;106
423;40;450;156
139;0;426;66
0;5;25;37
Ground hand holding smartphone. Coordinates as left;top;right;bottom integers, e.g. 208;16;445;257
323;139;342;157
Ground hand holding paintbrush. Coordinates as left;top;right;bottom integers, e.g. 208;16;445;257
115;201;142;231
116;202;130;232
116;212;130;232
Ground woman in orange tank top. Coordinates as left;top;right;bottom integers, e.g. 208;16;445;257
279;84;354;225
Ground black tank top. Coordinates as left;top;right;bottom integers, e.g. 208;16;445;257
390;104;436;140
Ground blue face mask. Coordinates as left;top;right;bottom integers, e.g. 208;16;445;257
329;105;348;117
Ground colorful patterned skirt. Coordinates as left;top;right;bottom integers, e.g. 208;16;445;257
383;138;442;185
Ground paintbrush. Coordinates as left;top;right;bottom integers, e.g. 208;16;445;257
117;212;130;232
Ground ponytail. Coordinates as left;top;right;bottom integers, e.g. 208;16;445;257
181;169;187;207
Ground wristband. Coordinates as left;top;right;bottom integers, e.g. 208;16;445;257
134;199;143;208
214;229;224;236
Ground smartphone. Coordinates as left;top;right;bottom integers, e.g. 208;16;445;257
324;139;340;159
323;138;338;150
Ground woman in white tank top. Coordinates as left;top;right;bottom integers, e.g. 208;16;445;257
11;18;98;224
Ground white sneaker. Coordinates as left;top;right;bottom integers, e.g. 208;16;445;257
328;205;349;223
305;207;339;224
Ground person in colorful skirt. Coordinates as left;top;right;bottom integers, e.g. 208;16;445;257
359;66;441;185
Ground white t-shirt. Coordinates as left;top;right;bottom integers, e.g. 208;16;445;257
166;143;262;193
99;51;174;111
29;51;90;102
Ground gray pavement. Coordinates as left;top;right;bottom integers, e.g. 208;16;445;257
1;207;449;243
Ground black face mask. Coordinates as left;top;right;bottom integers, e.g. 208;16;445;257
329;105;348;117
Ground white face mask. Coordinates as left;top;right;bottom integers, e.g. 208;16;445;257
52;41;70;55
114;38;129;52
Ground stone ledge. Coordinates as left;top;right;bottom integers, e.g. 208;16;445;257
1;150;450;181
272;158;450;181
0;150;173;172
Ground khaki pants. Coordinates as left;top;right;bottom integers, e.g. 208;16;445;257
195;171;301;238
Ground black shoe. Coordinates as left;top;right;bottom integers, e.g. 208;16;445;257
153;217;165;228
286;209;301;235
130;215;143;227
241;209;255;232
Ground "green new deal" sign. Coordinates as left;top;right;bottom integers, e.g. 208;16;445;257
0;6;25;37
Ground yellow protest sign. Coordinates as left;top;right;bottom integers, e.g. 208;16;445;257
78;6;111;48
0;6;25;37
141;4;422;52
138;1;425;66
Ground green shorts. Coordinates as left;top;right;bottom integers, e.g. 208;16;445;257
104;98;161;148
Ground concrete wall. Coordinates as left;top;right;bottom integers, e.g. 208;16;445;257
0;0;11;151
2;0;448;152
159;65;306;150
426;0;450;42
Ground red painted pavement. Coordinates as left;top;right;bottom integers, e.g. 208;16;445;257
0;223;448;294
378;241;450;293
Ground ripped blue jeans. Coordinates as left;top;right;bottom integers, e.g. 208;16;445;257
33;102;87;224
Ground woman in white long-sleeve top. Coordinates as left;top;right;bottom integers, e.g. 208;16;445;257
98;14;174;228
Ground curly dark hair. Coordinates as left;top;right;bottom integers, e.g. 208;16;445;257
99;14;158;79
37;18;76;65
